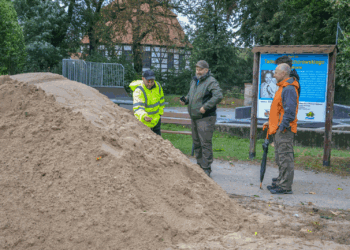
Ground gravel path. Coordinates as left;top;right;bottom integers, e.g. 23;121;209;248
188;157;350;210
164;107;236;123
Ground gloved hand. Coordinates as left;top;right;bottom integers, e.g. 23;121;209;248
262;139;269;151
180;96;187;105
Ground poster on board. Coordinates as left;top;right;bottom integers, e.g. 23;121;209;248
258;54;329;122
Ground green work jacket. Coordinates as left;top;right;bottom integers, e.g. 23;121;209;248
185;72;223;120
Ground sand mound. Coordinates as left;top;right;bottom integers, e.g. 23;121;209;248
0;74;244;249
0;73;348;250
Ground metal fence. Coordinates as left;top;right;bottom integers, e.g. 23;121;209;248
62;59;125;87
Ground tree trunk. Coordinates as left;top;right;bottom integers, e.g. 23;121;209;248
88;26;95;55
131;10;143;75
133;42;143;75
51;0;76;48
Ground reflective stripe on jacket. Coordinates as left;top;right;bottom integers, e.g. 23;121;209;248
129;80;165;128
268;77;300;135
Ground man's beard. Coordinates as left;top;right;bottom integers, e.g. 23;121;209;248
196;73;204;78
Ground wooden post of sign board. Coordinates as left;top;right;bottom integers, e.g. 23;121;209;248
249;52;260;159
323;48;337;166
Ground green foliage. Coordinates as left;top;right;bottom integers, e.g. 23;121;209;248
13;0;78;73
328;0;350;105
334;32;350;105
224;86;244;99
181;0;253;91
235;0;341;45
235;0;350;104
0;0;26;75
24;41;65;72
153;68;193;96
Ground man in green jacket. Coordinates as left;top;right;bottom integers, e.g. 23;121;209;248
180;60;223;177
129;70;165;136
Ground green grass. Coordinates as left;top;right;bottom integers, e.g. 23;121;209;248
161;124;350;175
164;95;183;107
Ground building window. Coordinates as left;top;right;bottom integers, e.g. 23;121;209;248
143;51;151;68
123;50;132;61
179;54;185;70
167;53;174;69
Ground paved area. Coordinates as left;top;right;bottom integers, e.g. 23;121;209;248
188;157;350;210
164;107;236;123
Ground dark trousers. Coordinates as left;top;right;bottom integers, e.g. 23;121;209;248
191;116;216;170
151;117;161;136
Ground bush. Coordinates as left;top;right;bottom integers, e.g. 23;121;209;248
152;67;193;96
23;41;63;73
0;0;26;75
224;86;244;99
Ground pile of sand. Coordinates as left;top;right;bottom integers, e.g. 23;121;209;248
0;73;347;249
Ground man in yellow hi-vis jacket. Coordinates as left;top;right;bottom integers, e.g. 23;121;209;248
129;70;165;135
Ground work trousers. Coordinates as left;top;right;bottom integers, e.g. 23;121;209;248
274;128;295;190
151;117;161;136
191;116;216;170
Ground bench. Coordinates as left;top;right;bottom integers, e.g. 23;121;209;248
161;111;194;156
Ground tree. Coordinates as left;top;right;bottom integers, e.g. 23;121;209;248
93;0;187;74
179;0;252;90
78;0;105;55
14;0;78;72
327;0;350;104
0;0;26;75
234;0;350;46
235;0;350;104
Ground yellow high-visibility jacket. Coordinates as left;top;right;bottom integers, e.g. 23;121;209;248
129;80;165;128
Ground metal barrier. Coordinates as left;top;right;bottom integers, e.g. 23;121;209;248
62;59;124;87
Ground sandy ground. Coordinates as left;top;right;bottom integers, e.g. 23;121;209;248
0;73;348;249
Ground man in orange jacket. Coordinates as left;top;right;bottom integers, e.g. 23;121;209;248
264;63;300;194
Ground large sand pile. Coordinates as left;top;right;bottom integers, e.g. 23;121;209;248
0;73;347;249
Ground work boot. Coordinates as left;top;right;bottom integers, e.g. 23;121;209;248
267;185;277;191
270;187;293;194
272;178;278;186
203;168;211;177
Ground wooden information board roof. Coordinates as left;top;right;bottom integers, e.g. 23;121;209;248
252;45;338;54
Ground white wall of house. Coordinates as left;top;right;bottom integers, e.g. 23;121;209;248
82;45;192;73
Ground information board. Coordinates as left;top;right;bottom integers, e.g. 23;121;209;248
257;54;329;122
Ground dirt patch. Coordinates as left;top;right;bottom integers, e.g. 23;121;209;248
229;194;350;246
0;73;348;249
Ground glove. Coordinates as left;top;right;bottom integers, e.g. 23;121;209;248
180;96;187;103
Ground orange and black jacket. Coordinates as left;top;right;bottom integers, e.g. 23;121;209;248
268;77;300;135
